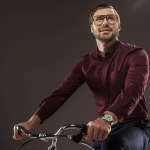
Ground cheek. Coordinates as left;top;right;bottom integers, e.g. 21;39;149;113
111;25;120;32
91;25;98;33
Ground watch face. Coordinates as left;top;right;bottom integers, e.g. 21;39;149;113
104;114;113;122
102;114;114;124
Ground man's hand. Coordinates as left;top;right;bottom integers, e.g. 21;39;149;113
86;118;111;141
13;121;34;140
13;115;41;140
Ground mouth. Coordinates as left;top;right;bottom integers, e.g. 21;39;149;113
99;28;112;32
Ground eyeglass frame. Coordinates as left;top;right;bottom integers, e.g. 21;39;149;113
92;14;118;25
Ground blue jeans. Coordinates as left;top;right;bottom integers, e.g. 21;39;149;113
93;120;150;150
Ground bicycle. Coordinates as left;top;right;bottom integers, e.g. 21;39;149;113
16;123;95;150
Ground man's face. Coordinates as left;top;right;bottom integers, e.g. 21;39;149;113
90;8;121;42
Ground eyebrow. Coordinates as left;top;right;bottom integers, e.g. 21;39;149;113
93;14;115;18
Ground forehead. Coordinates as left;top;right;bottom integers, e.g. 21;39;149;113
93;8;116;17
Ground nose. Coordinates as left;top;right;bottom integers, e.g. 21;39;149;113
102;18;109;26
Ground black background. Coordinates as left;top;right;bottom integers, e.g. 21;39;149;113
0;0;150;149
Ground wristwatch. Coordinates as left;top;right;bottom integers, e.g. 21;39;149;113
100;114;114;126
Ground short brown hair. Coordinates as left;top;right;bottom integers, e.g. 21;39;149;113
89;4;120;25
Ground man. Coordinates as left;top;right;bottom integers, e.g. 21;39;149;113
13;4;150;150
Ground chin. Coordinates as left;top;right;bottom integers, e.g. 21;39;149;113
98;36;113;42
98;33;116;42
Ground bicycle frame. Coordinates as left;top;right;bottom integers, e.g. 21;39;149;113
16;124;95;150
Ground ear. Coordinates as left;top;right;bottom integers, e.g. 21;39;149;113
118;23;121;31
90;25;94;33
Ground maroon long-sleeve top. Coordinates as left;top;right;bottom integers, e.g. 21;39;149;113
34;41;149;123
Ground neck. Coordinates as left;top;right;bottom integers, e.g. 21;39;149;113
96;39;117;57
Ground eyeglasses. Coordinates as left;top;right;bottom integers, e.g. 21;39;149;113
93;14;118;25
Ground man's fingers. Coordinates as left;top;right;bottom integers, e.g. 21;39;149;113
13;125;26;140
87;121;94;140
13;125;22;140
93;126;100;140
13;125;18;139
86;118;112;141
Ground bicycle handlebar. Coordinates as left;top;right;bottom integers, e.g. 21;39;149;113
16;124;94;150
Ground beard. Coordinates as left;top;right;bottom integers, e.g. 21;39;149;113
93;30;120;42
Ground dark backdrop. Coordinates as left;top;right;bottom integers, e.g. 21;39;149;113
0;0;150;149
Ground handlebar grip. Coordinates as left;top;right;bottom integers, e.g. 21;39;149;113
70;124;87;143
16;126;39;138
16;126;30;134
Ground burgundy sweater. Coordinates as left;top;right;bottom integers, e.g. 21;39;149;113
34;41;149;123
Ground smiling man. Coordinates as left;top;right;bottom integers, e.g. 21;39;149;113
13;4;150;150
